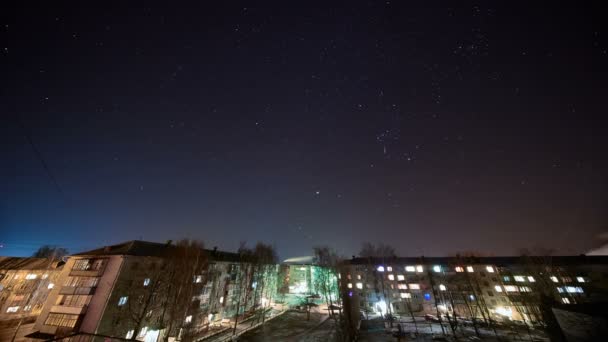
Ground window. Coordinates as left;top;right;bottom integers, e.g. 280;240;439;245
494;285;503;292
6;306;19;313
455;267;464;273
143;278;151;286
562;277;572;283
185;315;192;324
487;291;494;297
48;283;54;289
400;293;411;298
57;294;92;307
138;327;148;338
388;274;394;281
405;266;416;272
126;330;135;339
416;265;423;273
118;296;128;306
486;266;494;273
386;266;393;272
42;274;49;279
377;266;385;272
397;275;405;281
550;276;558;283
408;283;420;290
219;296;224;303
576;277;585;283
504;285;518;292
562;297;570;304
24;305;32;311
565;286;583;293
439;284;447;291
433;265;441;272
357;274;361;280
397;284;407;290
466;266;474;273
194;275;203;283
514;276;525;282
45;313;78;328
26;274;37;280
64;276;99;288
519;286;532;292
469;294;475;301
527;276;535;282
503;276;511;282
356;283;363;289
347;283;352;289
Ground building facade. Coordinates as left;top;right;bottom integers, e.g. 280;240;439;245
0;257;63;322
28;240;278;341
341;255;608;326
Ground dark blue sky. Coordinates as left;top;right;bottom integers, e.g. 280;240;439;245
1;2;607;259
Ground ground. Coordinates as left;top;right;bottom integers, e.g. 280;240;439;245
238;310;336;342
0;317;36;342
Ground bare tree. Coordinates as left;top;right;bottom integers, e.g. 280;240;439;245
32;245;69;259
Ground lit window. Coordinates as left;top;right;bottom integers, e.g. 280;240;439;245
194;275;203;283
504;285;518;292
397;275;405;281
26;274;38;280
357;274;361;280
455;267;464;273
400;293;411;298
562;277;572;282
138;327;148;338
562;297;570;304
486;266;494;273
24;305;32;311
416;265;423;273
565;286;583;293
433;265;441;272
48;283;54;289
388;274;394;281
398;284;407;290
377;266;385;272
6;306;19;313
387;266;393;272
514;276;525;282
405;266;415;272
185;315;192;323
550;276;558;283
439;284;446;291
408;283;420;290
118;296;128;306
503;276;511;282
42;274;49;279
576;277;585;283
219;296;224;303
519;286;531;292
126;330;134;339
347;283;352;289
527;276;535;282
557;287;564;293
466;266;474;273
356;282;363;289
143;278;151;286
494;285;503;292
469;294;475;300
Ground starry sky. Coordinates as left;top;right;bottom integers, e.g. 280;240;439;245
1;2;607;259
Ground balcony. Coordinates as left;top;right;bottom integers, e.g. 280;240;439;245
50;305;87;315
59;286;95;295
69;269;104;277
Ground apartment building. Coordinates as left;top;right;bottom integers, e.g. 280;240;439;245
341;255;608;325
28;240;277;341
0;257;63;321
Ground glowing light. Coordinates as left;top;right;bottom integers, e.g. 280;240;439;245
48;283;54;289
356;282;363;289
416;265;423;272
576;277;585;283
388;274;394;280
466;266;474;273
514;276;525;282
494;285;502;292
400;293;411;298
495;306;512;317
439;284;447;291
347;283;352;288
405;266;415;272
397;275;404;281
527;276;535;282
486;266;494;273
377;300;387;314
377;266;385;272
455;266;464;272
433;265;441;272
550;276;558;283
408;283;420;290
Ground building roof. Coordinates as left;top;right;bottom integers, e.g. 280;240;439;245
0;257;63;270
346;255;608;266
73;240;242;262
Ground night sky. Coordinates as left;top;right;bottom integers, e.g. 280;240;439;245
2;2;607;259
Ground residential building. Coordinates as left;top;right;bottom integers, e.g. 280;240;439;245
341;255;608;326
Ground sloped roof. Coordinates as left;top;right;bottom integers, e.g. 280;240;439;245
346;255;608;266
74;240;242;262
0;257;63;270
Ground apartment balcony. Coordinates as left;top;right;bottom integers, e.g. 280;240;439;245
69;269;104;277
50;304;87;316
59;286;96;296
